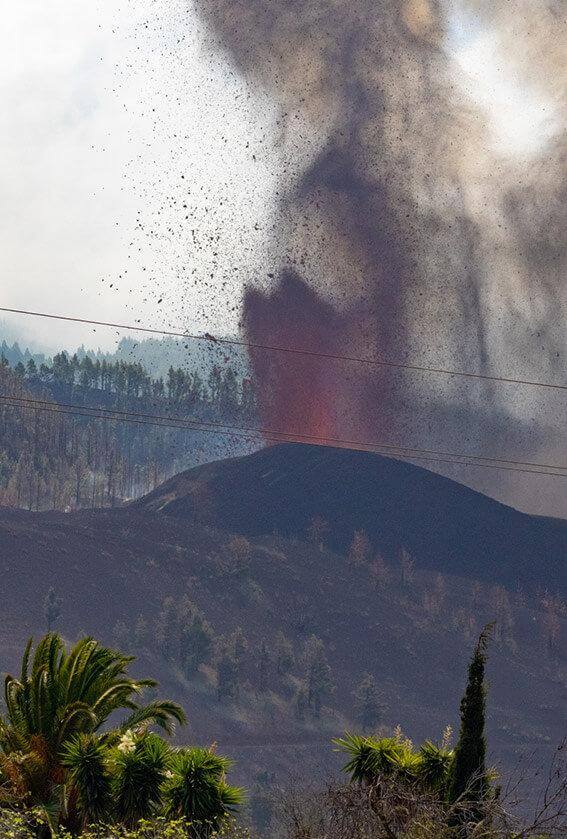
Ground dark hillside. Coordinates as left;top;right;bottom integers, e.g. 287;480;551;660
137;443;567;591
0;447;564;795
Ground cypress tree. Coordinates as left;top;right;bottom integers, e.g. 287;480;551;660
448;623;494;819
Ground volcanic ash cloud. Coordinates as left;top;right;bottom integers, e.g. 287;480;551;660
195;0;567;455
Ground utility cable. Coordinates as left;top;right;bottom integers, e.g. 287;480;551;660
1;392;566;478
2;306;566;393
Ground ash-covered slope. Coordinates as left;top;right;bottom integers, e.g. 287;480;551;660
136;443;566;591
0;446;565;791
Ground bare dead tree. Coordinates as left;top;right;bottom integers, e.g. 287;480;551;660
496;739;567;838
267;746;567;838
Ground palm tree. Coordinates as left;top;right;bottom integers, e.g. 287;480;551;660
61;733;246;835
112;733;171;828
164;747;244;834
334;733;409;784
417;741;454;792
335;732;453;792
60;734;112;828
0;633;186;831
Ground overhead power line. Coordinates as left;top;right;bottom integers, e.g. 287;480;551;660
1;393;566;479
1;305;566;393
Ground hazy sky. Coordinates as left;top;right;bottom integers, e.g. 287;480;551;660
1;0;559;353
0;0;279;352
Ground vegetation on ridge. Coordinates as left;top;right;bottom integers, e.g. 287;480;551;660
0;635;242;837
0;350;257;510
0;630;564;837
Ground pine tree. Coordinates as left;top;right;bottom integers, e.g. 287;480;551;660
274;631;294;676
353;672;383;730
448;623;494;819
348;530;371;567
293;684;308;721
112;620;129;648
226;535;252;574
256;641;271;693
155;597;178;661
179;606;214;675
44;587;62;631
307;515;329;550
304;636;334;717
217;651;239;701
400;547;415;587
231;627;248;664
134;615;148;649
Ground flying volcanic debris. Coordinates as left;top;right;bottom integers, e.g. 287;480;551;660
193;0;566;470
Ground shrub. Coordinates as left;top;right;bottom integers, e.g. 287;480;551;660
0;635;242;836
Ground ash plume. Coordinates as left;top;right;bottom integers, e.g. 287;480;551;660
195;0;567;471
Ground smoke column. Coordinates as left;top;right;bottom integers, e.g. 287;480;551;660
195;0;566;465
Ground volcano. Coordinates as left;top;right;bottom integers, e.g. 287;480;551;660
136;443;566;592
0;442;565;794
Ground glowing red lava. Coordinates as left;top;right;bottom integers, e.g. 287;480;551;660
244;271;363;446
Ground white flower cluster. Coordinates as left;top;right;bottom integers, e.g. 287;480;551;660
117;730;136;753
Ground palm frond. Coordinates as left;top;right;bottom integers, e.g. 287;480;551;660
418;741;454;789
334;733;406;783
121;701;187;735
